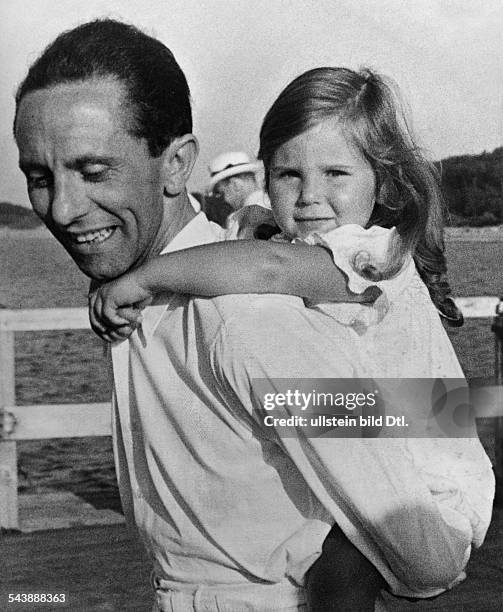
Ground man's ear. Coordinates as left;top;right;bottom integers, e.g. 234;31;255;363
162;134;199;196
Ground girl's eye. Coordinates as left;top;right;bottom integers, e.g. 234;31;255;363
326;169;347;178
270;168;300;181
279;170;299;180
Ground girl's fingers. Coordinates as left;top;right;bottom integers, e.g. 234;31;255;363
116;306;143;325
360;285;382;303
102;305;132;327
137;296;154;309
350;285;382;303
89;293;108;337
90;319;112;341
115;325;136;339
107;325;135;342
88;285;145;342
89;291;124;339
92;323;133;343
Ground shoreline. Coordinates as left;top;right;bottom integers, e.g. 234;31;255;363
2;224;503;242
0;224;51;238
444;224;503;242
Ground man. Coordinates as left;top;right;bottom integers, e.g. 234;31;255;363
14;19;470;611
207;151;271;238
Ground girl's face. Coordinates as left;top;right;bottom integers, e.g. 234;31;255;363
268;118;376;238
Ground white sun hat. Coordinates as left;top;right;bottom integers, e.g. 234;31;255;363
206;151;260;193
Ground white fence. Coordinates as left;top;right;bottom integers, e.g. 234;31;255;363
1;301;502;530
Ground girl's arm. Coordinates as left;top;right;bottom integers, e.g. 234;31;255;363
140;240;356;297
89;240;378;341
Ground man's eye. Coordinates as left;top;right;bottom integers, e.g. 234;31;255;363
81;166;109;182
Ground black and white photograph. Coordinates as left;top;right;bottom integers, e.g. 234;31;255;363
1;1;502;610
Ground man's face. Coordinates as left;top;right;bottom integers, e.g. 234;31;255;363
214;176;246;211
15;78;166;280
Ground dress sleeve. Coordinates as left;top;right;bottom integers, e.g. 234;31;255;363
301;225;415;334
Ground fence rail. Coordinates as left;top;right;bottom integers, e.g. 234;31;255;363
1;301;502;531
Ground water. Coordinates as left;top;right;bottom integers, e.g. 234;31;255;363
1;231;114;497
1;229;502;497
444;239;502;380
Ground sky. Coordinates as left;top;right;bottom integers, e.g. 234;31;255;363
1;0;502;206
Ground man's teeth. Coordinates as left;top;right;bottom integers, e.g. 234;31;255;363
74;228;114;244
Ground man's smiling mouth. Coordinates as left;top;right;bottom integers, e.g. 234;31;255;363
70;227;116;245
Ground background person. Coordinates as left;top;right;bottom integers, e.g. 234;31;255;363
206;151;271;238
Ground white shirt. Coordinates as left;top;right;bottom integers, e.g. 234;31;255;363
110;210;478;600
188;192;202;213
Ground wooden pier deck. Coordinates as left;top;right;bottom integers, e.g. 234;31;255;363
3;522;152;611
3;505;503;611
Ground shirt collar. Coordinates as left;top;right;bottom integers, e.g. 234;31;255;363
139;205;223;340
159;201;219;255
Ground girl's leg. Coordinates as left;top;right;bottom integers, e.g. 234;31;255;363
306;523;385;611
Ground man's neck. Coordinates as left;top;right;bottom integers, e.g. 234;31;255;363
149;191;196;258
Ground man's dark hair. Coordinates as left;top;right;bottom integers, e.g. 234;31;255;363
14;19;192;156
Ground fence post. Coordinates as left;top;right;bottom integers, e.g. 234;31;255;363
492;298;503;499
0;327;18;531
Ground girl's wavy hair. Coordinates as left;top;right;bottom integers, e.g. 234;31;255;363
258;67;462;325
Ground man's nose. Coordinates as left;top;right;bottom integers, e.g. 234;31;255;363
50;177;90;226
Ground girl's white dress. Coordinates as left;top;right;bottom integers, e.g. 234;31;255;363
302;224;494;587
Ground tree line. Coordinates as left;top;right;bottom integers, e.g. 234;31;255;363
437;146;503;226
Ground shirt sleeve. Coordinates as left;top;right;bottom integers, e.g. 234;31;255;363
209;298;472;598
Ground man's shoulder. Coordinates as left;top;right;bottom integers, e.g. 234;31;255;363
191;293;303;346
193;293;359;378
196;293;307;331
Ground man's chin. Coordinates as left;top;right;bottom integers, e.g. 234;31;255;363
69;253;129;282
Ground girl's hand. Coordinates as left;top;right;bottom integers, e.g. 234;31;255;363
88;272;153;343
351;285;382;304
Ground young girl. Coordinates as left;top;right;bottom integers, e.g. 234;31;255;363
89;67;494;610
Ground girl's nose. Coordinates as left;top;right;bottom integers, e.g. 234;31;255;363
298;177;322;206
